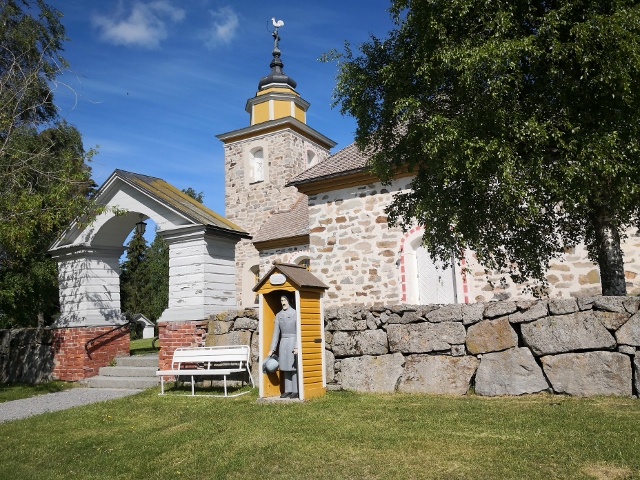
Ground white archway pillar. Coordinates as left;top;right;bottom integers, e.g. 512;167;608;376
50;245;126;327
158;226;239;322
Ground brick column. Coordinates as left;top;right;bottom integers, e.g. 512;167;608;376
52;326;130;381
157;320;208;372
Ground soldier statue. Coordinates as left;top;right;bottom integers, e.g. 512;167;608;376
267;295;298;398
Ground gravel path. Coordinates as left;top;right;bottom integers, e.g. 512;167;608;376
0;388;142;423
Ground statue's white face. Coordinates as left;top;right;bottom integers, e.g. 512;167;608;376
280;297;289;310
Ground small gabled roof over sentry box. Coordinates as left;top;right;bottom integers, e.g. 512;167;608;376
253;263;328;294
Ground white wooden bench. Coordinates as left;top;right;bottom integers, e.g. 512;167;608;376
156;345;255;397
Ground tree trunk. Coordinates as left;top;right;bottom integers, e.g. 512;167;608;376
592;211;627;296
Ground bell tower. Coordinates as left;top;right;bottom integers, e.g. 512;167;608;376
216;20;336;307
246;26;309;126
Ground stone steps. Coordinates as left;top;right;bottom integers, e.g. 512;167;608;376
83;354;159;390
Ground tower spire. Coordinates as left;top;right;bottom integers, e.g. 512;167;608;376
258;18;297;90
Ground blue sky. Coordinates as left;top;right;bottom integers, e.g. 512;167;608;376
47;0;396;221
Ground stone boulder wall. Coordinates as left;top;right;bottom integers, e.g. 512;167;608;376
0;328;55;383
208;297;639;398
324;298;640;397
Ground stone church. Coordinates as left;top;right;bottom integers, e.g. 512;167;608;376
216;33;640;310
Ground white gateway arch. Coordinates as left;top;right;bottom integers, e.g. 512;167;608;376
48;170;249;327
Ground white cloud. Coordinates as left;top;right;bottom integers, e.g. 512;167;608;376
92;1;186;48
201;6;239;49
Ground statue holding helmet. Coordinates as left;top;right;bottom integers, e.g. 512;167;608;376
267;294;298;398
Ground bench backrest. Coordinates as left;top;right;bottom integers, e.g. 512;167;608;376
171;346;251;370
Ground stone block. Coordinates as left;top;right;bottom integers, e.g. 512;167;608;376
451;344;466;356
615;312;640;346
577;296;597;311
593;297;628;313
624;297;640;315
548;299;578;315
206;330;251;347
327;319;367;331
398;355;479;395
484;301;517;319
390;304;418;314
520;311;616;356
325;349;335;384
475;348;549;396
541;352;632;397
384;313;404;324
508;301;549;323
618;345;636;355
387;322;466;354
208;320;232;335
332;330;389;357
579;269;600;285
461;303;485;325
425;304;463;323
400;311;422;323
594;311;630;331
233;317;258;331
340;353;405;393
466;318;519;354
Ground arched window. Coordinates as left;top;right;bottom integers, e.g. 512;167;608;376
250;148;264;183
297;257;310;271
306;150;318;169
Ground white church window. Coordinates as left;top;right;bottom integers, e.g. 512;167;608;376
415;246;457;304
250;147;264;183
306;150;318;169
403;232;458;304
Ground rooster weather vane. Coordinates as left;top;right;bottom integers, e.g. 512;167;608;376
269;17;284;51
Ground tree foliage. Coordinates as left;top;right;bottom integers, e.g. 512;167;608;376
119;229;148;319
0;1;99;327
329;0;640;295
119;188;203;325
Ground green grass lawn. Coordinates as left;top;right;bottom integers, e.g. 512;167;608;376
1;389;639;479
129;337;159;356
0;381;76;403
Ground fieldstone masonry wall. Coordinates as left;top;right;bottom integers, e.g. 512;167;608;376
224;130;330;305
0;328;54;383
211;296;640;397
307;178;409;306
305;178;640;308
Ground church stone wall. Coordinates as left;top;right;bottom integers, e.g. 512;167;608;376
306;177;640;307
223;129;330;306
259;245;310;275
307;178;410;307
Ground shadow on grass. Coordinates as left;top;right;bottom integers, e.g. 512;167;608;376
159;381;255;398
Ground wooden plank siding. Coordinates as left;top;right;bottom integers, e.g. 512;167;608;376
299;290;326;399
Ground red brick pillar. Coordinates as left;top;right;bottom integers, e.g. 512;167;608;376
52;326;130;381
157;320;208;371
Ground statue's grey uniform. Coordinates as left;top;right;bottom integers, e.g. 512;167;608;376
270;307;298;394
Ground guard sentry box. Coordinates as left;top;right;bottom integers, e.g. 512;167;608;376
254;263;328;400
